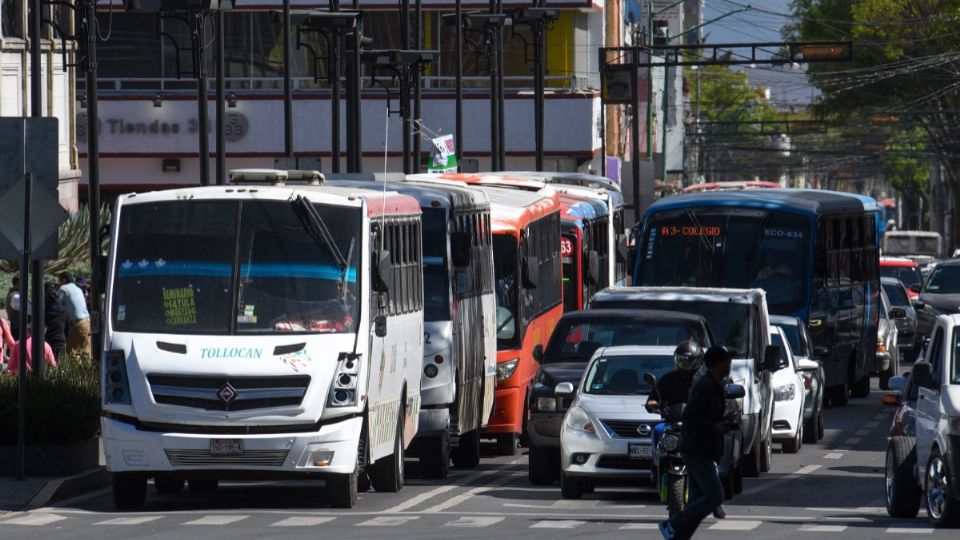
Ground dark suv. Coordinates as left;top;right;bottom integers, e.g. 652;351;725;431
525;309;714;485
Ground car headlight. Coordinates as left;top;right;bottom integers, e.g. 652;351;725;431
774;384;796;402
536;396;557;412
496;358;520;383
661;433;680;452
564;406;596;433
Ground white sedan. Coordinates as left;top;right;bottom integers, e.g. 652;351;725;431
557;345;675;499
769;326;806;454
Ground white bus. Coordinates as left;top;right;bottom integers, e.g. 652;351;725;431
101;170;424;509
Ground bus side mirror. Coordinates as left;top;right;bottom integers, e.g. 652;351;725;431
523;255;540;288
451;232;471;268
373;251;392;293
587;250;601;284
374;314;387;337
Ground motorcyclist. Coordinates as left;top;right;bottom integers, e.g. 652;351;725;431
646;340;727;520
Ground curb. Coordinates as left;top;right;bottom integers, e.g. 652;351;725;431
27;467;111;509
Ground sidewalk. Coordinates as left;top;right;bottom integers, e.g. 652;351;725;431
0;467;109;513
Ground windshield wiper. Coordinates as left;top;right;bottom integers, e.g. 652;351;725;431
290;196;350;296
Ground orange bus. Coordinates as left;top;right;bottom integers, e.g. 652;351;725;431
417;173;563;455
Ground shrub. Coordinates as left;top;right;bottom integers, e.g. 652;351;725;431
0;357;101;446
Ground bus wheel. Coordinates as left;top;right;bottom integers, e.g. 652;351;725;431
829;384;849;407
153;474;184;494
452;428;481;469
112;472;147;511
850;375;871;398
420;431;451;479
370;406;405;493
496;434;518;456
327;463;359;508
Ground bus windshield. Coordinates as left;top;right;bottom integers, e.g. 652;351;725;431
640;209;809;315
422;208;450;322
112;200;361;335
493;234;519;348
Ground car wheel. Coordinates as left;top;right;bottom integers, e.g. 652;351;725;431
733;462;744;494
803;414;818;445
817;407;825;441
112;472;147;511
879;368;894;390
560;471;582;500
153;474;184;494
885;436;920;518
760;433;773;472
782;427;801;454
528;445;556;485
925;449;960;526
419;431;450;479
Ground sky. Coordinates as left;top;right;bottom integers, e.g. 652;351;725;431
697;0;820;106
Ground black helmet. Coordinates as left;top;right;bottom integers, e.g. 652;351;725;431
674;340;703;372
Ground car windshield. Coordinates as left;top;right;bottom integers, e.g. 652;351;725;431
924;265;960;294
583;354;674;395
112;200;360;335
493;234;519;348
776;323;806;357
545;318;709;364
639;208;809;315
422;208;450;322
882;282;910;307
592;299;752;358
880;265;922;289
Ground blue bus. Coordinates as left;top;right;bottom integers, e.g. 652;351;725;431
633;189;881;405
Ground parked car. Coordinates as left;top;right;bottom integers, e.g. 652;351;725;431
589;287;784;480
914;260;960;341
882;277;919;362
769;327;806;453
770;315;825;444
877;289;903;390
885;314;960;526
557;345;675;499
880;257;924;299
526;309;715;485
884;371;918;438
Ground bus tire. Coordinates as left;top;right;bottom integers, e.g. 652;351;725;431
327;464;359;509
419;431;450;479
829;384;849;407
850;374;871;398
452;428;481;469
188;478;219;494
370;405;405;493
153;474;184;494
112;472;147;511
496;433;518;456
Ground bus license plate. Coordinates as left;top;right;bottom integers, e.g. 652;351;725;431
210;439;243;456
628;443;652;459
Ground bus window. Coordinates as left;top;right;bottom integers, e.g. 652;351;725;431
493;235;519;344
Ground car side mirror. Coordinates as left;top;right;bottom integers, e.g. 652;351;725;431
913;300;926;310
374;314;387;337
763;345;785;372
725;383;746;399
797;358;819;371
887;375;907;393
587;250;601;285
911;362;935;390
889;307;907;319
523;255;540;289
882;393;901;407
451;232;471;268
533;344;544;362
909;283;922;293
554;382;575;397
372;251;392;293
813;346;829;359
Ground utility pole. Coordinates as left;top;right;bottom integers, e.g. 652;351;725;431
347;0;363;172
520;6;556;172
400;0;412;173
215;10;226;185
330;0;342;173
29;0;44;380
455;0;463;171
283;0;294;158
192;12;210;186
413;0;423;172
82;0;102;367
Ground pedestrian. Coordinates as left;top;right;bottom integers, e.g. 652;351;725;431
44;282;68;360
6;276;22;340
659;345;733;540
57;271;91;358
0;317;14;367
7;323;57;376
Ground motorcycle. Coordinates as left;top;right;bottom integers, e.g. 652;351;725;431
644;372;688;516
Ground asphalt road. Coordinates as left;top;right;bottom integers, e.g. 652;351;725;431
1;380;953;539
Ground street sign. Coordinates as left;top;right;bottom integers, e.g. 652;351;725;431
0;118;67;260
601;66;634;104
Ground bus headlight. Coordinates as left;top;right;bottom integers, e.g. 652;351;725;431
496;358;520;383
104;350;131;405
329;352;360;407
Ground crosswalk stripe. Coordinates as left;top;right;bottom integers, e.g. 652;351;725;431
707;520;761;531
95;516;163;526
4;513;68;526
530;520;585;529
357;516;420;527
886;527;933;534
824;453;844;459
182;515;249;526
620;523;659;530
800;524;848;532
444;517;505;528
271;517;337;527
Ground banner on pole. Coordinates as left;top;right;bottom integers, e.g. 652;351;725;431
427;134;458;173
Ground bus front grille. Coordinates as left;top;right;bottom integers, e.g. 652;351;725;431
164;449;290;467
147;374;311;412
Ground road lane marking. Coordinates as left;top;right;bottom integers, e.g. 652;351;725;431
382;485;458;513
886;527;933;534
4;513;68;526
739;464;821;497
874;413;888;421
95;516;163;525
183;515;249;526
707;520;761;531
530;520;585;529
444;517;505;528
864;421;880;428
271;517;336;527
854;430;870;437
844;437;862;445
421;471;521;513
800;524;847;532
620;523;659;530
824;453;844;459
357;516;420;527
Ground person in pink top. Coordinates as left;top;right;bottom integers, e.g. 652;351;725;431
8;328;57;376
